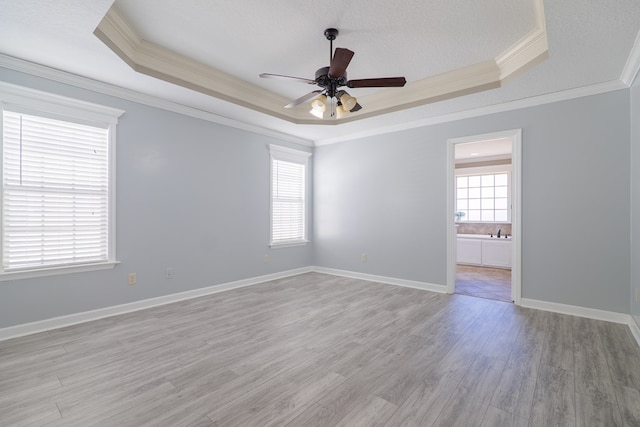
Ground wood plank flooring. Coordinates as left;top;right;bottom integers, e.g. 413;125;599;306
456;265;512;302
1;272;640;426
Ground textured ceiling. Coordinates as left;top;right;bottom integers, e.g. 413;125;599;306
0;0;639;145
455;138;513;161
114;0;535;98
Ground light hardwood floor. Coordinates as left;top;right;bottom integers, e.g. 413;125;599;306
1;272;640;426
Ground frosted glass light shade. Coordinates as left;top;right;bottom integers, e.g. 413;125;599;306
339;93;357;111
310;95;327;113
336;104;349;119
309;107;324;118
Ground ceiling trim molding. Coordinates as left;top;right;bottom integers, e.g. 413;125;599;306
0;53;313;146
350;60;502;118
93;8;296;122
496;27;548;83
497;0;548;82
621;28;640;86
288;60;503;125
94;3;549;126
314;79;627;146
1;52;628;150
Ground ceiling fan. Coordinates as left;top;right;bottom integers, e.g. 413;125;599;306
259;28;407;119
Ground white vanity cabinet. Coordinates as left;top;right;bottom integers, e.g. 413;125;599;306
456;239;482;265
457;235;512;269
480;239;512;268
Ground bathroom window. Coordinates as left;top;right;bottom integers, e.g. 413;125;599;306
456;172;510;222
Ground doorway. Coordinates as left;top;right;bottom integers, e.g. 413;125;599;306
446;130;521;303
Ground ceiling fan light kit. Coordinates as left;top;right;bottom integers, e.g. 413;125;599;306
260;28;407;120
340;93;357;111
310;94;328;118
311;95;327;113
336;104;350;119
309;107;325;119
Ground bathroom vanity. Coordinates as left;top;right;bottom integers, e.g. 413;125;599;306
456;234;512;269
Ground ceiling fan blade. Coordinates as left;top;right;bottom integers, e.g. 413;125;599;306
259;73;317;85
328;48;354;78
350;102;362;112
284;90;323;108
347;77;407;88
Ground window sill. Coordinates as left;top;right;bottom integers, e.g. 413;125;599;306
269;240;310;249
0;261;119;282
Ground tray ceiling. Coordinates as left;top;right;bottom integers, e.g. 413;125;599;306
94;0;547;124
0;0;639;145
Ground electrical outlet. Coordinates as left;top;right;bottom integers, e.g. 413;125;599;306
263;254;270;263
361;253;367;262
128;273;137;285
165;268;173;279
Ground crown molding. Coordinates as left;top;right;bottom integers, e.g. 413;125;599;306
93;3;549;126
496;27;548;83
621;28;640;86
496;0;548;83
0;53;313;147
94;8;296;122
314;79;627;146
0;52;628;149
343;60;502;122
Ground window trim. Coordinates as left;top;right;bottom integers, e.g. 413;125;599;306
269;144;311;248
0;82;123;281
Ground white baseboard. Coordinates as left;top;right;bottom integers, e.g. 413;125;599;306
519;298;630;324
630;317;640;348
0;267;312;342
310;266;448;294
517;299;640;348
3;266;638;349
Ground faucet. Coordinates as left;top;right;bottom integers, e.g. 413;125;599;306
497;229;501;238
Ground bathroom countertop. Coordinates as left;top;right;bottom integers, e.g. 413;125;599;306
457;233;512;240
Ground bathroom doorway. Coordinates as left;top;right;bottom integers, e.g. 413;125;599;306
446;130;521;303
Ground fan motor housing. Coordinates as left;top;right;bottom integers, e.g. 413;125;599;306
315;66;330;81
315;66;348;87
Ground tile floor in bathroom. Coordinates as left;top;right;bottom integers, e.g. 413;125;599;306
455;264;512;302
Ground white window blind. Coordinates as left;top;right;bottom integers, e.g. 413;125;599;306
270;145;310;246
2;110;110;271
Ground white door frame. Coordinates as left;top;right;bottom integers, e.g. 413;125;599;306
446;129;522;304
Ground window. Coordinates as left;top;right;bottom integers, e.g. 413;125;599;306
456;172;510;222
1;83;123;279
269;145;311;246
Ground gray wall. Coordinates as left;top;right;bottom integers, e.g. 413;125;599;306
313;127;448;283
632;76;640;329
0;68;313;328
0;66;635;329
314;90;631;313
